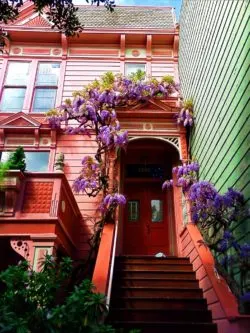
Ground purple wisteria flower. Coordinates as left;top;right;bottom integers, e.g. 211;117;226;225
101;193;126;212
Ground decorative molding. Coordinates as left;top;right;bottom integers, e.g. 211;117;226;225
0;112;41;129
10;237;34;262
129;136;181;158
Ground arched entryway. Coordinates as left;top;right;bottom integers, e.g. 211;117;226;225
120;138;180;256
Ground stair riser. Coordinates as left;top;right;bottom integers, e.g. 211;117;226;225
115;271;196;279
109;310;212;322
111;298;208;310
113;279;199;288
111;323;217;333
116;289;203;298
116;264;193;271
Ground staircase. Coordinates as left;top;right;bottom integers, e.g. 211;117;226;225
107;256;217;333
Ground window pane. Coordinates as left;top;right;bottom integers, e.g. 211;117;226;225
36;63;60;86
128;200;140;222
125;63;146;76
0;88;26;112
0;151;49;172
151;200;163;222
5;62;30;85
25;152;49;171
33;89;56;113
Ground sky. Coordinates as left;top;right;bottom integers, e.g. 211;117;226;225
74;0;182;20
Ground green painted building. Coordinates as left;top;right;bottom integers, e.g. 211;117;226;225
179;0;250;245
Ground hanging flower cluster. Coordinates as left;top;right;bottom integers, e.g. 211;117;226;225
72;156;106;196
162;161;199;191
189;182;244;228
100;193;127;213
177;98;194;127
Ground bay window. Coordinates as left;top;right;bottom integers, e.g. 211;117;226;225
0;61;60;113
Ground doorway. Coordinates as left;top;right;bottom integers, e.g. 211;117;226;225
122;138;179;255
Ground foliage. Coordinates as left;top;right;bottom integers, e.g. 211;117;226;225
0;159;9;183
162;161;250;309
0;147;26;182
0;0;116;37
0;255;115;333
7;146;26;172
162;161;199;191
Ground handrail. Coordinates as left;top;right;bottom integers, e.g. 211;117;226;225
92;223;116;296
106;221;118;308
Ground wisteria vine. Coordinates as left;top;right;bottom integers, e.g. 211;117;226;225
162;161;249;304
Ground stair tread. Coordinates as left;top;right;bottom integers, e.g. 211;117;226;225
118;256;188;259
115;277;197;281
111;296;206;300
111;308;211;313
118;286;201;290
115;269;195;272
112;321;216;326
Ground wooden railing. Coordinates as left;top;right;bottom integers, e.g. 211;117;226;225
0;170;81;257
92;222;118;304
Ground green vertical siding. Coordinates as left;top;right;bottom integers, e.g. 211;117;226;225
179;0;250;244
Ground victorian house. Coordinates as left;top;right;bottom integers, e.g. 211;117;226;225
0;3;248;332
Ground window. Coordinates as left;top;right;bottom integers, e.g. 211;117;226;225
151;200;163;222
0;61;60;113
33;63;60;113
128;200;140;222
0;62;30;112
125;63;146;76
0;151;50;172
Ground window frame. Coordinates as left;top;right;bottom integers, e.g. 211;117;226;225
0;61;31;113
32;62;60;113
0;149;51;173
0;60;61;114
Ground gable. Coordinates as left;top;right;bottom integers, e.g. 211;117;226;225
0;112;41;129
17;13;51;28
128;99;178;112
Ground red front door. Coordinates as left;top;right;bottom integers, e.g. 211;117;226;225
123;181;169;255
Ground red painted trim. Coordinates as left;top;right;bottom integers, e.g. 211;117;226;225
92;223;115;294
69;49;119;56
23;48;51;55
55;59;66;107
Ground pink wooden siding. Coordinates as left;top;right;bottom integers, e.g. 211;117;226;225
0;58;3;71
62;61;120;99
54;133;102;258
151;62;175;80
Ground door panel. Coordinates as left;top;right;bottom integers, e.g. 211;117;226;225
123;182;169;255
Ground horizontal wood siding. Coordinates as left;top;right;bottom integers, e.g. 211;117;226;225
179;0;250;245
62;61;120;99
0;58;3;71
55;134;102;258
151;62;175;80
